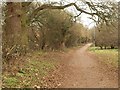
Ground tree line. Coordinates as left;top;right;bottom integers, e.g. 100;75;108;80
2;2;91;60
2;1;118;61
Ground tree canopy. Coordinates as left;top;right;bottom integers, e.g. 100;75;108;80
2;0;118;60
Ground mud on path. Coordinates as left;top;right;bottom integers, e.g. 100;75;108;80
59;43;118;88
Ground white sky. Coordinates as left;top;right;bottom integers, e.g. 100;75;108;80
39;0;97;28
37;0;119;28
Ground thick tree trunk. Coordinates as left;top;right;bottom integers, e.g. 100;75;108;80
4;3;22;54
4;2;28;58
20;5;28;53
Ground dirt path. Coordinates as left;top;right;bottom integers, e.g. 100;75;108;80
60;43;118;88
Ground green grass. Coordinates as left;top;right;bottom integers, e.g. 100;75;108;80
3;51;57;88
26;59;55;77
89;47;118;68
3;77;19;87
19;60;55;87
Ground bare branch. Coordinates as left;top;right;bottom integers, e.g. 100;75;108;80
28;3;97;22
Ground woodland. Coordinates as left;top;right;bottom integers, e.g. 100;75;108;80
1;0;118;88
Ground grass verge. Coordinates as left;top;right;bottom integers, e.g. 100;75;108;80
88;47;118;68
2;50;61;88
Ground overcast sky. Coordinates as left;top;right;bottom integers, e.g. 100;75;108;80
37;0;119;28
37;0;96;28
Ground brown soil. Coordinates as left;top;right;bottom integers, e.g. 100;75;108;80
58;43;118;88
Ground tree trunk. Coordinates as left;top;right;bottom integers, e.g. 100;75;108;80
100;46;103;49
111;46;114;49
4;3;22;54
105;46;107;49
4;2;28;58
60;41;65;49
20;5;28;53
